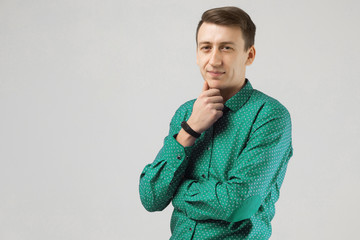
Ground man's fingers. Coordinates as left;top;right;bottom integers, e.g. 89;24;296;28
206;95;224;104
201;81;223;103
205;90;223;98
212;103;224;110
202;81;209;92
202;81;221;96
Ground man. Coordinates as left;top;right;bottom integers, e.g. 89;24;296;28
139;6;293;239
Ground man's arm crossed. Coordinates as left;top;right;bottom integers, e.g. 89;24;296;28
172;105;293;222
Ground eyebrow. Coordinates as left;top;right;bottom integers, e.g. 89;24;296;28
198;41;236;45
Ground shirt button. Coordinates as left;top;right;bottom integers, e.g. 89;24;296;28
207;147;210;150
202;174;206;178
189;227;192;231
177;155;181;160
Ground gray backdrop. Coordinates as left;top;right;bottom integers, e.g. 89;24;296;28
1;0;359;239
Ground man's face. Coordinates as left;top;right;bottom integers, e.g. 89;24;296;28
196;22;255;92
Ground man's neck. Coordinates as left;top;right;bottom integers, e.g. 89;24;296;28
221;79;246;103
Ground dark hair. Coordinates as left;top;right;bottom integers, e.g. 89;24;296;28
196;6;256;51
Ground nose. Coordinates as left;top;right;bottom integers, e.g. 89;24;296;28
209;49;222;67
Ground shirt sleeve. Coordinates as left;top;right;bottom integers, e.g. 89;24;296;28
171;106;293;222
139;105;196;212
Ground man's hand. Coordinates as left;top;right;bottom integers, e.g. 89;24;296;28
187;81;224;134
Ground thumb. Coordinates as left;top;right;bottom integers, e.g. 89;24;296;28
202;80;209;92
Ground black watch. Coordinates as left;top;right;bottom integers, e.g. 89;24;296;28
181;121;201;138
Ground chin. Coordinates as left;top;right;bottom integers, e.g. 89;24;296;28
207;80;223;89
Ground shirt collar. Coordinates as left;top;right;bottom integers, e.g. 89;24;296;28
223;78;253;113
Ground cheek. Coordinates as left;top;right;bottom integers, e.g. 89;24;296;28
232;57;245;69
199;59;208;69
198;54;209;64
241;55;248;65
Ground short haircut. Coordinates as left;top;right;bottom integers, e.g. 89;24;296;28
196;6;256;51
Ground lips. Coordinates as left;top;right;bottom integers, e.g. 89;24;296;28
207;70;225;77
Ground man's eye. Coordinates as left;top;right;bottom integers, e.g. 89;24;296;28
222;46;232;50
201;46;211;50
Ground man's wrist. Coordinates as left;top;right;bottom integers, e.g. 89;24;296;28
176;128;196;147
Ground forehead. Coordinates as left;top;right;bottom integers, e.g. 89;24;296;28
197;22;244;45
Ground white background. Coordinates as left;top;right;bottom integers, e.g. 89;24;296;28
1;0;359;239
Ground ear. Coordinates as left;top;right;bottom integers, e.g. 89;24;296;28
245;45;256;66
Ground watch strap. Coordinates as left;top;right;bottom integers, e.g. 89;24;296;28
181;121;201;138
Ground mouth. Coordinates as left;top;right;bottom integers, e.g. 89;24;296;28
207;70;225;78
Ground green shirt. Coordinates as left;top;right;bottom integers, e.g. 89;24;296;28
139;79;293;239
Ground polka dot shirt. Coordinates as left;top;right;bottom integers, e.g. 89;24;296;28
139;79;293;239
